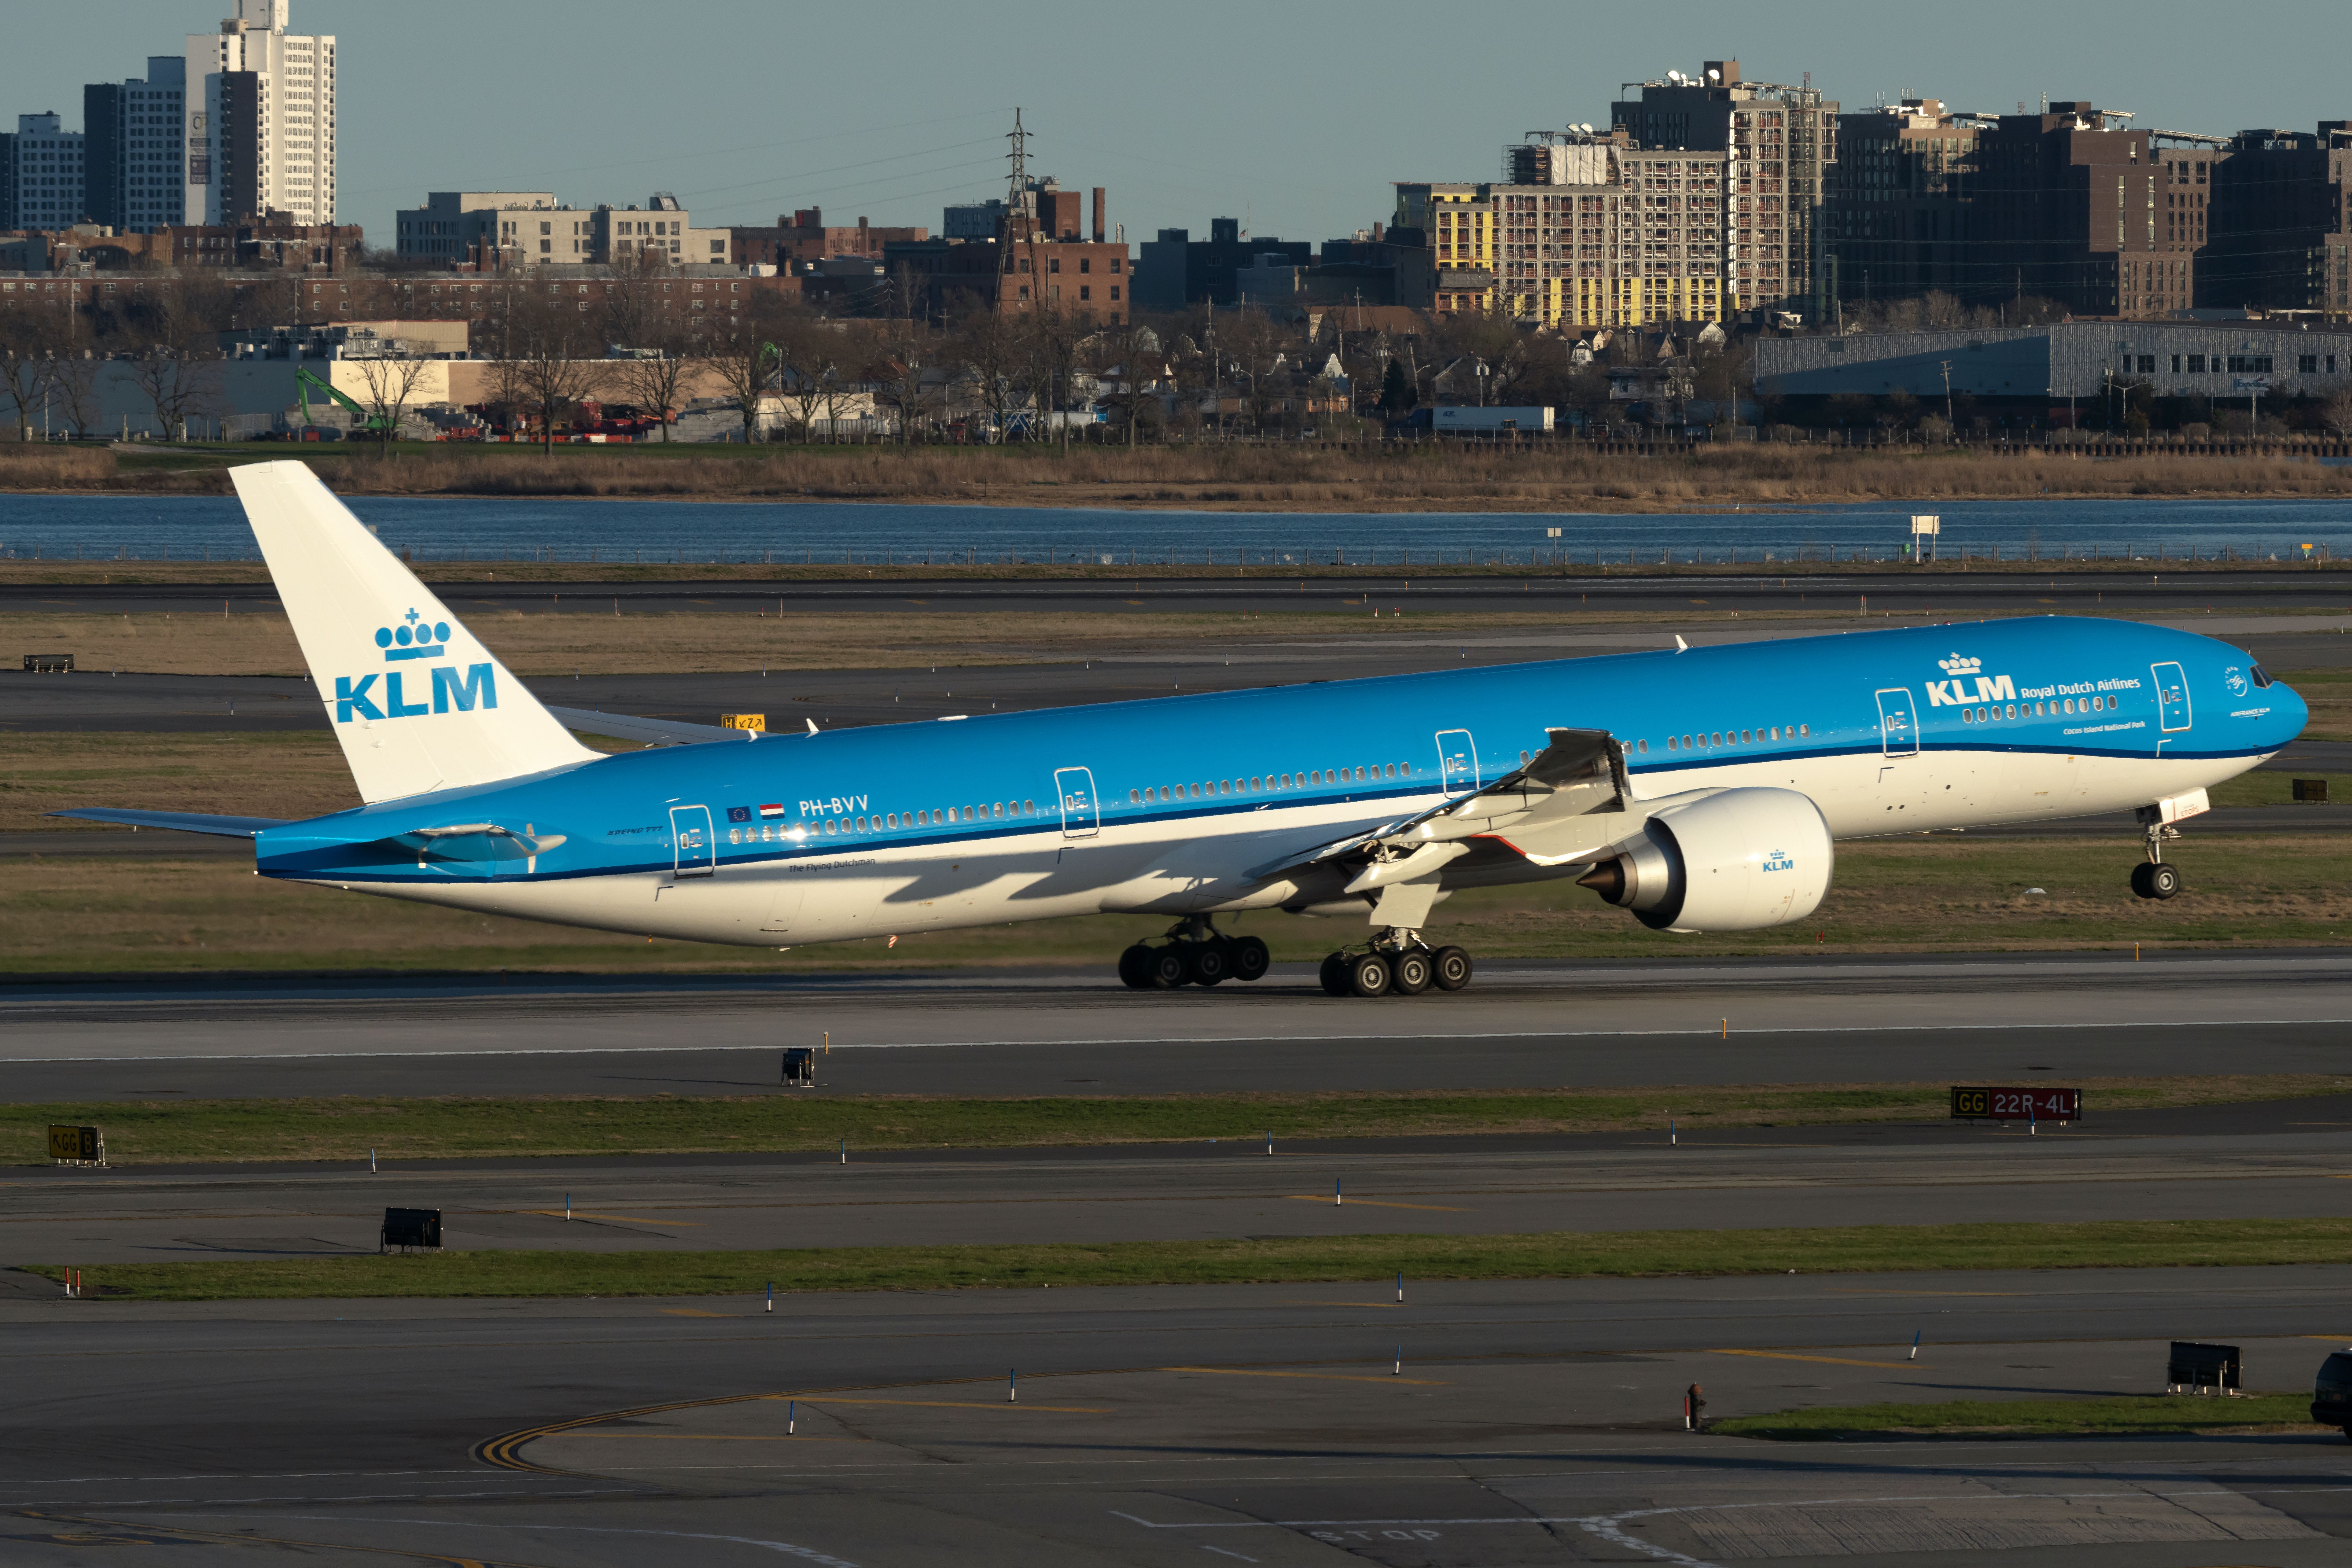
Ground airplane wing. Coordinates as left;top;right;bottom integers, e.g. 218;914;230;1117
1248;727;1636;884
49;808;289;838
543;705;770;748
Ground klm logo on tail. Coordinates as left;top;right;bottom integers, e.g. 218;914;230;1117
334;611;498;723
1927;651;2014;707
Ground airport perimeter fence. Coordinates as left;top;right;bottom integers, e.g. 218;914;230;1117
6;539;2343;568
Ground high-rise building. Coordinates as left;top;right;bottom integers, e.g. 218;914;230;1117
83;58;188;234
1607;59;1838;319
2;113;88;231
1972;104;2215;319
1824;99;1989;306
182;0;335;226
2205;123;2352;317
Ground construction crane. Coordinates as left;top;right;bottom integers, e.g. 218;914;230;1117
294;366;398;448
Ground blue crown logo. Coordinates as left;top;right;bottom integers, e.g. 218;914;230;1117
377;609;452;662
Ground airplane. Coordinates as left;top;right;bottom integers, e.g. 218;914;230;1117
57;461;2307;998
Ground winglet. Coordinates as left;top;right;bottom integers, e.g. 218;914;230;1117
1674;635;1689;652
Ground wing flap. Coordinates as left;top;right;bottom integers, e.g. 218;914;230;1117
544;705;765;748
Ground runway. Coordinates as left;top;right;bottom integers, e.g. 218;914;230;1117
5;951;2349;1101
6;1097;2352;1269
6;1271;2352;1566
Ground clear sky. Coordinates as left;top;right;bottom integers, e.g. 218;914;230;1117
9;1;2346;248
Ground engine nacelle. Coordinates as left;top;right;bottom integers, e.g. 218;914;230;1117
1577;787;1833;933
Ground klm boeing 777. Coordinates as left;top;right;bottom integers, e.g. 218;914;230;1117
58;462;2308;997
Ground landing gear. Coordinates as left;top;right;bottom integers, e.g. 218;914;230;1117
2129;815;2184;901
1117;918;1272;989
1317;931;1475;998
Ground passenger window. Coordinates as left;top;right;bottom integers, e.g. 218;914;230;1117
825;820;838;835
1250;776;1262;790
1129;790;1140;804
1798;724;1809;737
1636;739;1647;754
1024;800;1035;814
1962;709;1973;723
963;806;975;820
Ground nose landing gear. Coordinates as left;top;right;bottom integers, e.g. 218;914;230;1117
1117;917;1272;989
2129;813;2183;901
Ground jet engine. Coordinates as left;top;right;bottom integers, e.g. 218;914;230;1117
1577;787;1833;933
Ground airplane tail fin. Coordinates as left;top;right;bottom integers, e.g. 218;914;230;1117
230;461;598;803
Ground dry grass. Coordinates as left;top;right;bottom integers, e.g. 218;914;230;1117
0;604;1670;677
0;731;359;832
18;441;2352;510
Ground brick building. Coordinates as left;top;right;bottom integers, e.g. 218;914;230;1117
2205;123;2352;317
1825;98;1989;304
1134;216;1313;309
163;212;358;269
727;208;928;267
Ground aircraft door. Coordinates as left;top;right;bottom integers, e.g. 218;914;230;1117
1435;729;1479;793
1054;767;1099;838
2152;662;2192;733
1874;689;1920;757
669;805;715;878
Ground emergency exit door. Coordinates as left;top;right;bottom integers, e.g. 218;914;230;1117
1875;689;1919;757
2151;662;2192;732
1435;729;1479;793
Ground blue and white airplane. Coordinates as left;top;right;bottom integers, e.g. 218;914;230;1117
60;462;2308;996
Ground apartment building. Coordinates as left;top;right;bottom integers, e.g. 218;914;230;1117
2;114;87;231
2205;123;2351;317
83;59;188;234
1608;59;1837;318
1825;98;1988;304
396;192;584;266
184;0;336;226
590;195;729;266
1392;183;1498;316
727;207;928;267
1134;217;1314;309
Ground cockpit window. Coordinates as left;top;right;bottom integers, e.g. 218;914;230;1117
2250;664;2274;689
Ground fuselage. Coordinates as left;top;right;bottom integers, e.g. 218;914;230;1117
255;616;2305;947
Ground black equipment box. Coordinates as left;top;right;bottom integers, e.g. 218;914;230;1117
23;653;72;673
782;1048;816;1087
381;1207;443;1252
2167;1341;2240;1392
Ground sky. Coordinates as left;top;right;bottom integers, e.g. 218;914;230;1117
8;1;2346;249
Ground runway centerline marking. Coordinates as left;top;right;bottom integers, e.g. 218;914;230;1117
1285;1196;1469;1212
1708;1348;1920;1369
519;1210;703;1225
757;1395;1113;1413
1163;1366;1447;1386
1831;1289;2027;1298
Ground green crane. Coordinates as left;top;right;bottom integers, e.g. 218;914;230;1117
294;365;398;449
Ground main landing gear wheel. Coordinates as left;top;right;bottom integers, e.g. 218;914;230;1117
1348;952;1393;997
1187;940;1232;986
1320;952;1350;996
1390;949;1433;995
1230;935;1271;983
2129;862;2182;900
1117;944;1152;989
1431;945;1473;991
1143;946;1191;989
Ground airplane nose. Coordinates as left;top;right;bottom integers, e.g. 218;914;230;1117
2278;680;2311;745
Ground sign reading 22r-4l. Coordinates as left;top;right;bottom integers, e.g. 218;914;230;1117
335;614;500;722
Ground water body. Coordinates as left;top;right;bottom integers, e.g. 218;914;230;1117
1;493;2347;565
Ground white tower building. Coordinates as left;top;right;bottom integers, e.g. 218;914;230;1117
182;0;335;226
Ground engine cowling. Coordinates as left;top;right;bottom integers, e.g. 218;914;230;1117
1577;787;1833;933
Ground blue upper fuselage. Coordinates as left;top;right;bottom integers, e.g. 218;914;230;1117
256;616;2305;885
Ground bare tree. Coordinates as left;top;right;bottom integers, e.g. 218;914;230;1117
600;251;696;440
505;284;608;452
1218;308;1284;434
344;353;438;452
867;324;934;444
1087;321;1164;446
945;301;1033;443
124;278;228;440
2323;388;2352;441
697;290;797;443
0;306;57;441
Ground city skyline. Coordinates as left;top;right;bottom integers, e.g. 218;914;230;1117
2;0;2346;250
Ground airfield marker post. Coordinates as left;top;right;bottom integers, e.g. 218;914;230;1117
788;1400;795;1434
766;1281;773;1314
1910;1331;1922;1361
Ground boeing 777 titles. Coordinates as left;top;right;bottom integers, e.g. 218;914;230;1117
58;462;2306;996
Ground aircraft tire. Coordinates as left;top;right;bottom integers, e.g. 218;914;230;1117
1431;945;1474;991
1188;941;1232;986
1145;947;1191;989
1319;953;1350;996
1391;950;1432;995
1117;944;1153;988
1347;952;1393;997
1231;936;1272;982
2148;862;2182;899
2129;863;2158;899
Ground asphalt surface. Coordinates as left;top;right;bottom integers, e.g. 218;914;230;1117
7;1097;2352;1268
8;566;2352;617
5;951;2349;1101
7;1275;2352;1566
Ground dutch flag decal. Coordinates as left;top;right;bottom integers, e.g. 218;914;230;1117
759;804;785;819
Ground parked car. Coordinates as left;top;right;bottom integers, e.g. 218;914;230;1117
2311;1349;2352;1436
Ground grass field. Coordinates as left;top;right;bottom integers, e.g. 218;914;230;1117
4;829;2347;976
17;439;2352;512
1714;1394;2324;1440
9;1074;2333;1166
26;1217;2352;1301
